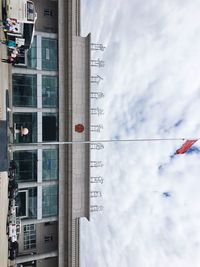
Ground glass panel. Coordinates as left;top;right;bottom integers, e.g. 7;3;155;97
17;191;27;217
27;2;35;21
24;23;34;49
27;36;37;68
13;151;37;182
42;76;58;107
30;225;35;230
42;185;58;217
42;113;58;141
29;188;37;219
42;38;58;71
13;74;37;107
42;149;58;181
23;224;36;250
13;113;37;143
44;9;53;16
17;188;37;219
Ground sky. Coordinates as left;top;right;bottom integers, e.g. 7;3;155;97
80;1;200;267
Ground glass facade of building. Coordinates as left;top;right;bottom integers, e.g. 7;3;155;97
12;33;59;263
42;113;58;141
13;74;37;107
28;188;37;219
43;149;58;181
27;37;37;69
42;185;58;217
13;148;59;220
13;150;37;182
42;76;58;108
42;38;58;71
17;188;37;219
13;113;37;143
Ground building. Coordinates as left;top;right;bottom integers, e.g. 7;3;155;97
9;0;92;266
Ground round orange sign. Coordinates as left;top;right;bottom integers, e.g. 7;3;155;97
75;124;84;133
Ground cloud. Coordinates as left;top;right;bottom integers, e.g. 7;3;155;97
81;1;200;267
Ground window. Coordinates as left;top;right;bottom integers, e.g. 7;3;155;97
44;222;55;226
42;113;58;141
13;113;37;143
43;149;58;181
13;74;37;107
42;38;58;71
24;224;36;250
17;190;28;218
23;23;34;49
29;188;37;219
44;9;53;16
27;36;37;69
42;76;58;107
17;188;37;219
42;185;58;217
13;150;37;182
15;49;27;66
27;2;35;21
44;234;53;243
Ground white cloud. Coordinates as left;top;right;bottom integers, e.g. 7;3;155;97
81;1;200;267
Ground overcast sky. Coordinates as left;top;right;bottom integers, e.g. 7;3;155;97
80;1;200;267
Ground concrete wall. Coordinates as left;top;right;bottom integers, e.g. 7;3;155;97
72;35;91;219
57;0;91;266
18;222;58;255
37;222;58;254
33;0;58;33
37;257;58;267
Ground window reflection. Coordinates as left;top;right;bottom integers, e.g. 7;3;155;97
13;113;37;143
42;185;58;217
13;74;37;107
13;150;37;182
43;149;58;181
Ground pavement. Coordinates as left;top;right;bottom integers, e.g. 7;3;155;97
0;0;11;265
